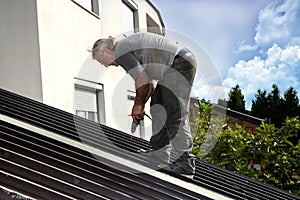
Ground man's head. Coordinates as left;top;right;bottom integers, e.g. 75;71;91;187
92;36;117;67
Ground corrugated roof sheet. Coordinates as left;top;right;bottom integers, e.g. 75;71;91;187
0;88;299;200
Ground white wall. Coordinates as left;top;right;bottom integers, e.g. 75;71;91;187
0;0;43;101
36;0;101;112
0;0;164;139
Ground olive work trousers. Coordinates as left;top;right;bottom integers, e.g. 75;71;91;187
149;48;197;175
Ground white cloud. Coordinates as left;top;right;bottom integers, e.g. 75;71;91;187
224;44;300;109
265;43;282;66
235;40;258;53
225;0;300;109
236;0;300;53
192;78;227;103
280;45;300;64
254;0;300;49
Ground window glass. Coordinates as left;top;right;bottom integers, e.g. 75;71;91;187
122;2;135;34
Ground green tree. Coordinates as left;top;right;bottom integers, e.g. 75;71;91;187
251;85;300;127
227;85;246;113
282;87;300;144
251;89;269;120
268;84;285;127
254;119;300;193
283;86;300;119
191;102;300;195
191;101;225;159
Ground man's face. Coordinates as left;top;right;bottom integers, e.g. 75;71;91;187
95;49;114;67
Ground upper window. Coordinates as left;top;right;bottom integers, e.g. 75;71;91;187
72;0;99;15
146;14;162;35
122;0;138;34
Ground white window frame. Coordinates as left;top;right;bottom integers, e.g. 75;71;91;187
122;0;139;34
71;0;99;16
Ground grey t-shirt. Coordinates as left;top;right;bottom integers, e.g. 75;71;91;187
114;32;178;80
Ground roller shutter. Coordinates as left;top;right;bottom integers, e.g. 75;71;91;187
74;87;98;122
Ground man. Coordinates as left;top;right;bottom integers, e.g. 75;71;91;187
92;32;197;178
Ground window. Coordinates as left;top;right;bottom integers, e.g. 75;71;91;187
72;0;99;15
122;0;139;34
74;87;99;122
146;14;162;35
76;110;98;122
74;79;105;123
91;0;99;15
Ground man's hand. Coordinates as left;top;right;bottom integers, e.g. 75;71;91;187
131;104;145;124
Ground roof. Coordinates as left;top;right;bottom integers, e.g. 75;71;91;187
191;98;265;126
213;104;265;125
0;88;299;200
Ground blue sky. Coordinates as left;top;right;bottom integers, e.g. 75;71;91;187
151;0;300;109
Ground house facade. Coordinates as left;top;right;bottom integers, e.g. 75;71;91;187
0;0;164;139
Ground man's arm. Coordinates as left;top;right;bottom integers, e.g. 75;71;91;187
134;70;149;106
116;52;156;123
132;70;149;123
132;71;157;124
144;79;157;103
134;72;157;107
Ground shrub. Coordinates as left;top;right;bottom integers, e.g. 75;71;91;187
191;102;300;195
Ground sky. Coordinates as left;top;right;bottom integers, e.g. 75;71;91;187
151;0;300;109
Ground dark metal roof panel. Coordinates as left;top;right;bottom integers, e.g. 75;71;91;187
0;88;299;200
0;119;211;200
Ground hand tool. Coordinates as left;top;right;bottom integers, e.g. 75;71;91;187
128;110;152;133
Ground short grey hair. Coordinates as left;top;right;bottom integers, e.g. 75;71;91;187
92;36;116;59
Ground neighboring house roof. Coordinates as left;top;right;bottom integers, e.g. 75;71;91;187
0;88;299;200
190;98;265;126
213;104;265;126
